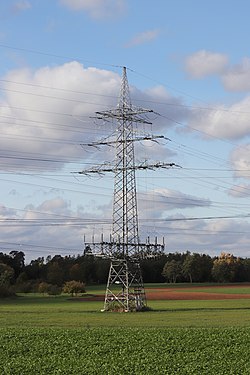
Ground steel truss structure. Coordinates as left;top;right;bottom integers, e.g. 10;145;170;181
79;67;178;311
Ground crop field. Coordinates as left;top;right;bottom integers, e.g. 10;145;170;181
0;283;250;374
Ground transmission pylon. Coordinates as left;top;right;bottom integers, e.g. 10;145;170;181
78;67;179;312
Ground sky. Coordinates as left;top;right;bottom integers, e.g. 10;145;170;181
1;0;250;262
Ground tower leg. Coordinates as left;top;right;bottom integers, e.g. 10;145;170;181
102;259;146;312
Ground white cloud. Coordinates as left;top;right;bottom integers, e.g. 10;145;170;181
59;0;126;19
185;53;250;92
199;219;250;255
230;144;250;177
228;183;250;198
0;204;17;219
185;50;228;78
1;196;250;260
188;96;250;140
138;188;211;219
125;29;160;48
222;57;250;92
36;198;71;216
131;84;189;132
139;212;250;257
0;199;86;262
12;0;31;13
0;62;120;171
0;61;187;172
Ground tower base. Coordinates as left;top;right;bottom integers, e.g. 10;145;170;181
102;258;146;312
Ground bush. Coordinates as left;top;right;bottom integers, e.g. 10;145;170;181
0;285;15;298
38;282;50;294
63;281;86;296
15;281;34;293
47;284;62;295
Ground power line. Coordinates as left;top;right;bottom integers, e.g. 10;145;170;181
0;85;112;107
0;240;82;254
0;43;122;69
1;45;248;242
2;77;250;116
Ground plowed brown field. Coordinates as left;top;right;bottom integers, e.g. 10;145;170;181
146;290;250;300
80;284;250;301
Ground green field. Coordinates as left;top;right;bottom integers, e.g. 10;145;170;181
0;284;250;374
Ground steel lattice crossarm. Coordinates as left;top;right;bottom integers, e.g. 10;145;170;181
75;161;180;176
80;134;170;148
95;108;154;124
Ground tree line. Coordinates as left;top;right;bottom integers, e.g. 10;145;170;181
0;250;250;297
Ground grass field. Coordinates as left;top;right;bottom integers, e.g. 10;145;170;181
0;283;250;374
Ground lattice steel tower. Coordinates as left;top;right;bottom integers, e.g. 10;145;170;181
79;67;178;311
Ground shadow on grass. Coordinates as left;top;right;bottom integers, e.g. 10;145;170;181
149;307;250;312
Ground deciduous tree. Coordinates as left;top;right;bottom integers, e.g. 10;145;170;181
0;263;15;286
63;280;86;296
182;253;213;283
212;252;242;282
162;260;182;283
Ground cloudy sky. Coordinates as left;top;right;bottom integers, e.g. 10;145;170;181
1;0;250;262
